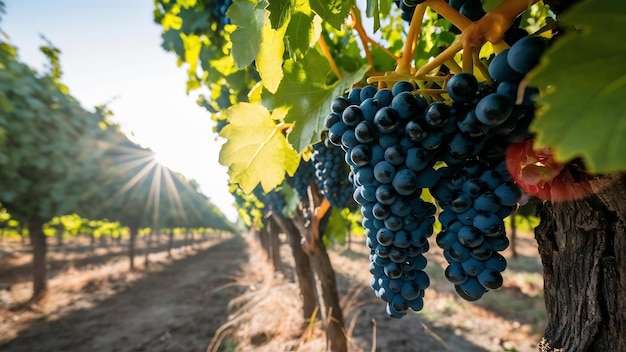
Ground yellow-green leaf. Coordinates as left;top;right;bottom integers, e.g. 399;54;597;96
162;12;182;31
256;17;286;93
180;33;201;74
219;103;300;193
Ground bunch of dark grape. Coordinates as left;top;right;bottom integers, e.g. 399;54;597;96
287;159;316;201
254;187;286;215
311;140;355;209
325;83;440;318
323;35;548;317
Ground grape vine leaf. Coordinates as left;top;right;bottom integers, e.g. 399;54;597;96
268;0;294;29
309;0;352;30
284;4;321;61
528;0;626;173
365;0;380;33
228;0;267;69
323;207;350;246
219;103;300;194
257;17;286;93
272;49;369;152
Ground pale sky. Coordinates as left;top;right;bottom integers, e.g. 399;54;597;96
1;0;238;221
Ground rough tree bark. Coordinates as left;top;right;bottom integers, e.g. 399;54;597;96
55;226;63;246
535;171;626;351
266;216;282;271
128;223;139;271
28;218;48;300
306;234;347;352
269;214;318;321
258;223;273;266
167;229;174;258
301;189;347;352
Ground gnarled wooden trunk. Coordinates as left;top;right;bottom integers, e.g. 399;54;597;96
535;173;626;351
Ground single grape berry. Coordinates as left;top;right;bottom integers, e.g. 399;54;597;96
447;73;479;103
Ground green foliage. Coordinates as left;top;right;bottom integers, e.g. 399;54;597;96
529;0;626;173
228;0;266;69
0;33;236;235
0;40;107;223
156;0;626;246
272;49;369;151
219;103;299;193
323;207;351;246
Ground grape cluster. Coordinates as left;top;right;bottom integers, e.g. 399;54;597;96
432;158;521;300
312;140;354;209
287;159;316;201
322;34;548;317
325;83;441;318
255;187;287;216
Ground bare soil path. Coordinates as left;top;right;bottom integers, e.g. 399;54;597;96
0;235;246;352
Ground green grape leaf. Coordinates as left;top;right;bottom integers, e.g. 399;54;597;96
273;49;369;152
268;0;294;29
322;207;350;246
285;9;320;61
219;103;300;193
365;0;380;33
228;0;266;69
256;18;286;93
309;0;352;30
279;182;299;216
528;0;626;173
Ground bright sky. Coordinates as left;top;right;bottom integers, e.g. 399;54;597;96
1;0;238;221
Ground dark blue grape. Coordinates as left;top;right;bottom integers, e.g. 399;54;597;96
456;277;487;300
475;93;513;126
348;87;362;105
373;88;393;107
392;169;419;196
374;161;396;184
374;107;401;133
507;35;549;74
478;268;503;289
331;97;350;113
354;121;377;144
494;182;522;206
350;144;371;166
447;72;479;103
488;49;525;82
458;225;484;248
360;85;378;101
445;262;469;284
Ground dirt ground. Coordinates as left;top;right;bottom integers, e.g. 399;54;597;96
0;234;246;352
0;230;546;352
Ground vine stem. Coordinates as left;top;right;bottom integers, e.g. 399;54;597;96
473;50;493;84
396;3;427;74
415;40;463;77
424;0;472;31
483;0;539;43
318;36;342;80
350;8;400;67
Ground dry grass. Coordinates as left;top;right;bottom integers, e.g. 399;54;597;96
207;234;307;352
208;230;547;352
